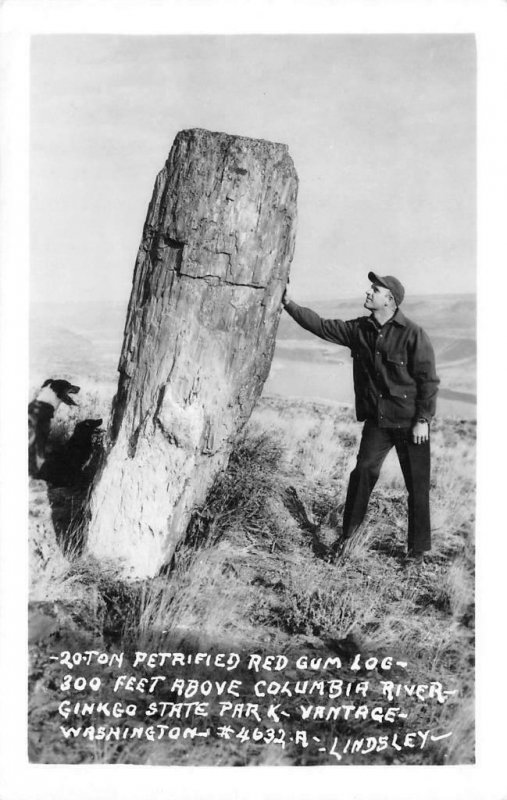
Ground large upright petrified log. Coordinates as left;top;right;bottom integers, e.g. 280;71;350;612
86;128;298;578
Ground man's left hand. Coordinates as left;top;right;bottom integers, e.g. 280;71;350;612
412;420;429;444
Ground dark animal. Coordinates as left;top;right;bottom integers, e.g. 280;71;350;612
66;418;103;477
41;418;103;487
28;379;80;477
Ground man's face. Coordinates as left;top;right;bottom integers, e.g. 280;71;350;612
364;283;392;312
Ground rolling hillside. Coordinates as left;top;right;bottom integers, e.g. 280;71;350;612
30;294;476;418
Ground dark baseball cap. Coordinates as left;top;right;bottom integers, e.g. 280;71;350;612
368;271;405;306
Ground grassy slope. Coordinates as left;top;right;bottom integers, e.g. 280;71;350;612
28;394;475;766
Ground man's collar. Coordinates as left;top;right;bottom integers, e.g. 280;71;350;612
391;308;407;327
368;308;407;328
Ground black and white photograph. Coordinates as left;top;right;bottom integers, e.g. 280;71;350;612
1;1;506;798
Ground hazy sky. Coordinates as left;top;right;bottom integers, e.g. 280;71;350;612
31;34;476;304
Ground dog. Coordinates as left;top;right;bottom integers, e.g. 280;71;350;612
28;379;80;477
40;417;103;486
65;418;103;483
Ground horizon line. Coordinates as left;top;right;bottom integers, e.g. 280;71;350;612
31;289;477;306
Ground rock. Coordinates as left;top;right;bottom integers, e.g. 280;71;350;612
86;128;298;578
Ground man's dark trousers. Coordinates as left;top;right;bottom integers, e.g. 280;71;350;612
342;420;431;553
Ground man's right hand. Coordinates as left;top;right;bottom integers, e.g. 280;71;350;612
282;287;291;307
411;420;429;444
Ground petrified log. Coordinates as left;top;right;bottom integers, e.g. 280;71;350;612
86;128;298;578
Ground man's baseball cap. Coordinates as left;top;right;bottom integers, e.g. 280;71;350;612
368;271;405;306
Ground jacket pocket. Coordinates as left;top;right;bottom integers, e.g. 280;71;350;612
384;352;411;384
389;385;416;399
385;353;407;367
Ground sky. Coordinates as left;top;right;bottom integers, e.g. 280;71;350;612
30;34;476;304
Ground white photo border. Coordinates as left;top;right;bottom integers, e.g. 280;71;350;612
1;1;506;798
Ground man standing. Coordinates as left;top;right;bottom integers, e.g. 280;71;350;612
282;273;439;563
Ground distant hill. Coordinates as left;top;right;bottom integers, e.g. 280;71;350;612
276;294;476;414
30;294;476;418
278;294;475;341
30;302;127;386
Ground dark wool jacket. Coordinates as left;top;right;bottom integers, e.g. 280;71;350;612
284;301;439;428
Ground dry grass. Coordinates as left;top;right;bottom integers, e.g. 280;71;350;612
28;395;475;766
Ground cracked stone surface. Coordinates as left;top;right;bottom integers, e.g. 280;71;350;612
86;128;298;578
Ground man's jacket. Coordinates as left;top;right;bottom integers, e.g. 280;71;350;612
284;301;439;428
